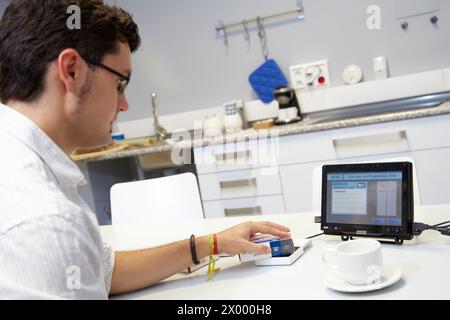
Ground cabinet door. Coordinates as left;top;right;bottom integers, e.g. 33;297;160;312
198;167;282;201
278;131;336;165
202;195;285;219
194;137;279;174
280;161;326;214
405;114;450;150
413;147;450;205
280;159;344;213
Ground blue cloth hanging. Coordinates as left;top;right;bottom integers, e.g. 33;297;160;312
248;59;288;103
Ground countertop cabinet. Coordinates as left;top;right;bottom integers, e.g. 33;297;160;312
412;147;450;205
194;137;283;218
195;114;450;218
198;168;282;201
279;115;450;213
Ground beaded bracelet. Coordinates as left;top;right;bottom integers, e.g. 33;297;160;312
190;234;200;265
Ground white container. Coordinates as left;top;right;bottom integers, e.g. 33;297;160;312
203;114;223;137
222;113;243;133
111;121;125;141
243;100;279;122
373;56;389;80
222;101;243;133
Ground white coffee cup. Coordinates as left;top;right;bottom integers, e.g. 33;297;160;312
322;239;383;285
286;107;299;119
278;107;298;121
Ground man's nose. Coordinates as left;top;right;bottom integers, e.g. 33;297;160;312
118;93;129;112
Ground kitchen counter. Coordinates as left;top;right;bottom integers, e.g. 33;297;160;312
81;101;450;163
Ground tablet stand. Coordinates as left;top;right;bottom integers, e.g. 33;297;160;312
340;234;404;245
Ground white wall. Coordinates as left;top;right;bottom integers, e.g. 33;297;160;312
108;0;450;122
2;0;449;121
0;0;9;15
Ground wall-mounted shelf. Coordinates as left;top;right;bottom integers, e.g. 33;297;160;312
297;68;450;114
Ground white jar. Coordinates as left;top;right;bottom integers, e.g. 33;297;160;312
203;114;224;137
222;101;243;133
373;56;388;80
222;113;243;133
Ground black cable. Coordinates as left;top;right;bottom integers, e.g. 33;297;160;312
432;221;450;228
306;232;324;239
413;222;450;237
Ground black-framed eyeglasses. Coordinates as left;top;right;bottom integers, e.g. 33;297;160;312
82;56;130;94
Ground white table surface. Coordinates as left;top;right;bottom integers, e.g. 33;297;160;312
100;204;450;300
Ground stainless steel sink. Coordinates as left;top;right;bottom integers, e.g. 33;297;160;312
302;93;450;127
137;150;177;170
128;133;192;171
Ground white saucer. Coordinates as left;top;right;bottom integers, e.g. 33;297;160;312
324;265;402;293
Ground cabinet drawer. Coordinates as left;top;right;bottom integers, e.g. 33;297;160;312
194;137;279;174
279;131;335;165
278;114;450;165
198;168;282;201
279;126;408;165
202;195;285;219
330;127;409;159
328;114;450;159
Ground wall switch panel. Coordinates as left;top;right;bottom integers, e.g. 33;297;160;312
289;59;330;90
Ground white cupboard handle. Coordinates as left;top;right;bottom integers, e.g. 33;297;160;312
215;150;251;164
219;178;257;189
333;130;407;148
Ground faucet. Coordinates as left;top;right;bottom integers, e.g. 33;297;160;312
151;92;169;141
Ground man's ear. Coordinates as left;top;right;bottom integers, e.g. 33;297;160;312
57;49;88;94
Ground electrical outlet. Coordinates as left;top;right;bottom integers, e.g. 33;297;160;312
289;60;330;90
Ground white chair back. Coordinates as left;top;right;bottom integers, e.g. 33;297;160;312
111;172;204;225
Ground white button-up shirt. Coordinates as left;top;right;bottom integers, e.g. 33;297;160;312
0;103;114;299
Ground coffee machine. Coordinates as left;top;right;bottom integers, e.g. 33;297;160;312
273;85;302;125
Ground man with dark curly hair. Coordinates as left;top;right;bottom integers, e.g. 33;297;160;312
0;0;290;299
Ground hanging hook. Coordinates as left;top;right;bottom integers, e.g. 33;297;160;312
222;26;228;46
256;16;265;40
242;19;250;42
256;16;268;60
217;20;228;46
296;0;305;20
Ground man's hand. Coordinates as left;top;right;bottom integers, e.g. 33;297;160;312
216;221;291;255
110;221;291;295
